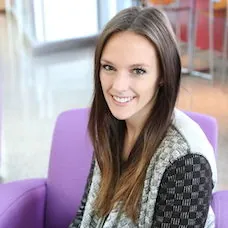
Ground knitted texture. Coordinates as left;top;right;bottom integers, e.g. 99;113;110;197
69;110;216;228
152;154;213;228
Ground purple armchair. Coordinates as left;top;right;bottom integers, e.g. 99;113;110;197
0;108;227;228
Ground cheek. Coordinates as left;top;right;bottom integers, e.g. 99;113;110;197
141;89;156;101
136;80;157;97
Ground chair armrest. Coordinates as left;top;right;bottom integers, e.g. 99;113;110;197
0;178;46;228
212;190;228;228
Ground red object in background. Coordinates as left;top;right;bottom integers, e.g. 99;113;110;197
179;0;226;52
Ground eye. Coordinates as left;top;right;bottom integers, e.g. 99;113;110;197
101;64;115;72
132;68;146;75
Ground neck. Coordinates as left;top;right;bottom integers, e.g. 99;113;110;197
122;119;145;162
125;90;158;139
125;108;149;141
125;122;141;143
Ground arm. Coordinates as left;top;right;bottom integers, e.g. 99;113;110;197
152;153;213;227
0;178;46;228
69;157;95;228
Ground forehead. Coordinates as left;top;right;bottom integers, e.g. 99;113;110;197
101;31;158;66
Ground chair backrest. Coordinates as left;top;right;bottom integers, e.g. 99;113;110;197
184;110;218;155
45;109;93;228
44;108;218;228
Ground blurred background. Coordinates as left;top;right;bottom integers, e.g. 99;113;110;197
0;0;227;190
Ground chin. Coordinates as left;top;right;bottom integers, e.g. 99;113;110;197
109;110;132;121
113;115;127;120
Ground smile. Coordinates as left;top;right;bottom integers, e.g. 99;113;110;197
112;95;135;103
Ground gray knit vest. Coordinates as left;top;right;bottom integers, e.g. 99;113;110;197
80;109;217;228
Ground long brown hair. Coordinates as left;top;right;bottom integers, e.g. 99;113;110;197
88;6;181;222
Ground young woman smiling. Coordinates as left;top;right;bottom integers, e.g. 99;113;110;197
69;6;217;228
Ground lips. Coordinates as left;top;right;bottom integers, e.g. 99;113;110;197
112;96;134;103
110;95;136;106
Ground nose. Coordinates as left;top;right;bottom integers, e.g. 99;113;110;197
112;72;130;93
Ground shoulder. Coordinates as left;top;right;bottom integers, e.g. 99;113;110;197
152;153;214;227
162;153;213;185
172;109;214;155
169;109;217;186
158;153;213;202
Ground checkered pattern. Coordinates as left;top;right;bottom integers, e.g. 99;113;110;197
152;154;213;228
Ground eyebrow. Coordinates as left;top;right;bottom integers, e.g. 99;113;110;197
100;59;150;68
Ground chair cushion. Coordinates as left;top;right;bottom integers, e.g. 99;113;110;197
212;191;228;228
45;109;93;228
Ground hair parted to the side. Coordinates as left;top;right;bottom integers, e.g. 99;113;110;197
88;6;181;223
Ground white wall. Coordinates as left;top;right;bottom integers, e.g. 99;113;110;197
42;0;98;42
6;0;98;43
98;0;132;30
6;0;134;44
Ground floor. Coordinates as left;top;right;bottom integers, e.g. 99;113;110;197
0;13;227;192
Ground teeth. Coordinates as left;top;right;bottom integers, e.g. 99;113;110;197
113;96;133;103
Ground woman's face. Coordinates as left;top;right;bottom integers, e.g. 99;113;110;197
100;31;159;123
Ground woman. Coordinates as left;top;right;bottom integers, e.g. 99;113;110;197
69;6;217;228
